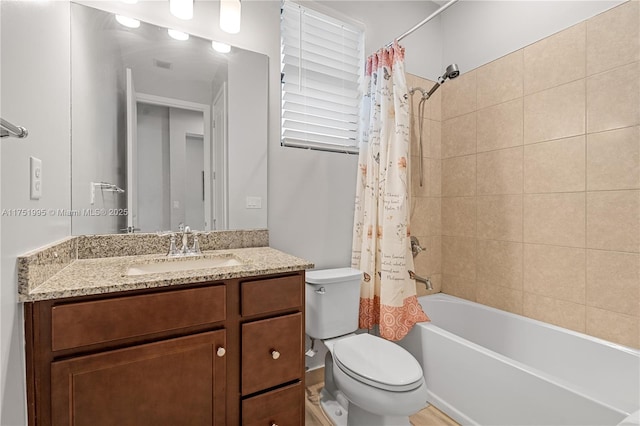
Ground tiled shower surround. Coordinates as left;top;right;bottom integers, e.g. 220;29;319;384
408;0;639;348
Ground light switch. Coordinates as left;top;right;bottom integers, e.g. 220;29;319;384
30;157;42;200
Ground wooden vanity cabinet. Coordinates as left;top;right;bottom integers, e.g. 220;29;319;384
24;271;306;426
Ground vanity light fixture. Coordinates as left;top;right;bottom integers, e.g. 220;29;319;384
168;29;190;41
219;0;241;34
170;0;193;20
115;15;141;29
212;41;231;53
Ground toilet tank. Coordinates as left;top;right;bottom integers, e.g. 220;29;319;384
305;268;362;339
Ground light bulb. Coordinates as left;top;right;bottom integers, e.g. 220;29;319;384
115;15;141;29
168;29;189;41
170;0;193;20
219;0;241;34
211;41;231;53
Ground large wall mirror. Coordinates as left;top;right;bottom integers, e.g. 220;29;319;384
70;3;268;235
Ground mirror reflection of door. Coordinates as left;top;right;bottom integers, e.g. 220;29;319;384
185;134;205;230
133;96;211;233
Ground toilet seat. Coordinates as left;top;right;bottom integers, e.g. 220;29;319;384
332;333;424;392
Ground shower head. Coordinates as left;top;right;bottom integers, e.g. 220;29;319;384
422;63;461;100
444;63;460;80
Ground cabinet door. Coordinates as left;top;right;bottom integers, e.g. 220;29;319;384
51;330;226;426
241;313;303;395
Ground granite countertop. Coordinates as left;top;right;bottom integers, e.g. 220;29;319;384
18;231;314;302
21;247;313;302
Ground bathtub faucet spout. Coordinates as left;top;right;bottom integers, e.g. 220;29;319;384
409;271;432;290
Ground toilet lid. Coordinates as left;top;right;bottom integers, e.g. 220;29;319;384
333;333;424;392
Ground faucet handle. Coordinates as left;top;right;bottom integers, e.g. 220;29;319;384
178;222;185;232
167;234;180;257
191;234;201;255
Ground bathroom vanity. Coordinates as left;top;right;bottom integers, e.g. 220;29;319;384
19;232;313;426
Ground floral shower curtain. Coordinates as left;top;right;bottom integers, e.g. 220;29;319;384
351;42;429;341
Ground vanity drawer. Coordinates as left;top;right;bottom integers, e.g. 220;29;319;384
242;382;303;426
241;313;303;395
241;275;303;316
51;285;226;351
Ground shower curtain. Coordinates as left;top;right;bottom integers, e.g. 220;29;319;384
351;42;429;341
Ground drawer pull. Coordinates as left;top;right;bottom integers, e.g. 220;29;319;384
271;350;281;360
271;423;278;426
217;347;226;357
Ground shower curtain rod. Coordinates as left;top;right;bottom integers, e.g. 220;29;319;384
0;117;28;139
385;0;459;48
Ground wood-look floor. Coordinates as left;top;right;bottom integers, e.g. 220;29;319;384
304;370;459;426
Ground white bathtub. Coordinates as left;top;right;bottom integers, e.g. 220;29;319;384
398;293;640;426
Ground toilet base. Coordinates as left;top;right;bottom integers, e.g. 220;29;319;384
319;388;348;426
319;388;411;426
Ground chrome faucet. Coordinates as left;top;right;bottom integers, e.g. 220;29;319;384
180;224;191;254
174;223;201;256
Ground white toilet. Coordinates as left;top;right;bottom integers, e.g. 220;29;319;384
306;268;428;426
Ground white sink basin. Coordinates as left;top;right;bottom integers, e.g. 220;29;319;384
126;256;243;276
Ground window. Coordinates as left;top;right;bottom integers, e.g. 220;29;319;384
280;1;364;154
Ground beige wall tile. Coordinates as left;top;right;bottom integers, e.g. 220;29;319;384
429;158;442;197
411;155;430;198
431;120;442;159
587;190;640;252
442;112;476;158
524;136;586;193
427;197;442;237
477;147;524;195
524;80;586;144
409;197;431;237
524;23;586;95
523;244;586;304
477;239;523;290
442;70;477;120
442;155;476;197
477;98;524;153
587;1;640;76
523;292;586;333
413;234;442;278
477;194;523;242
410;114;430;159
430;88;442;123
587;126;640;190
477;50;524;110
429;235;442;275
587;250;640;317
586;307;639;348
524;192;586;247
442;236;476;279
442;197;476;237
442;274;476;302
587;62;640;133
476;281;523;315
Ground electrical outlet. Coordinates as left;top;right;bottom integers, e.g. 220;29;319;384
30;157;42;200
246;196;262;209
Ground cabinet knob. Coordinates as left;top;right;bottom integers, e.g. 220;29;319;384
217;347;226;357
271;350;280;360
271;423;278;426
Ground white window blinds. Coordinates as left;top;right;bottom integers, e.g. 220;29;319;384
281;1;364;154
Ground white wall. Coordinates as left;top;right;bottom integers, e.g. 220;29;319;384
317;0;444;79
441;0;624;73
0;2;71;424
71;2;127;235
227;50;268;230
